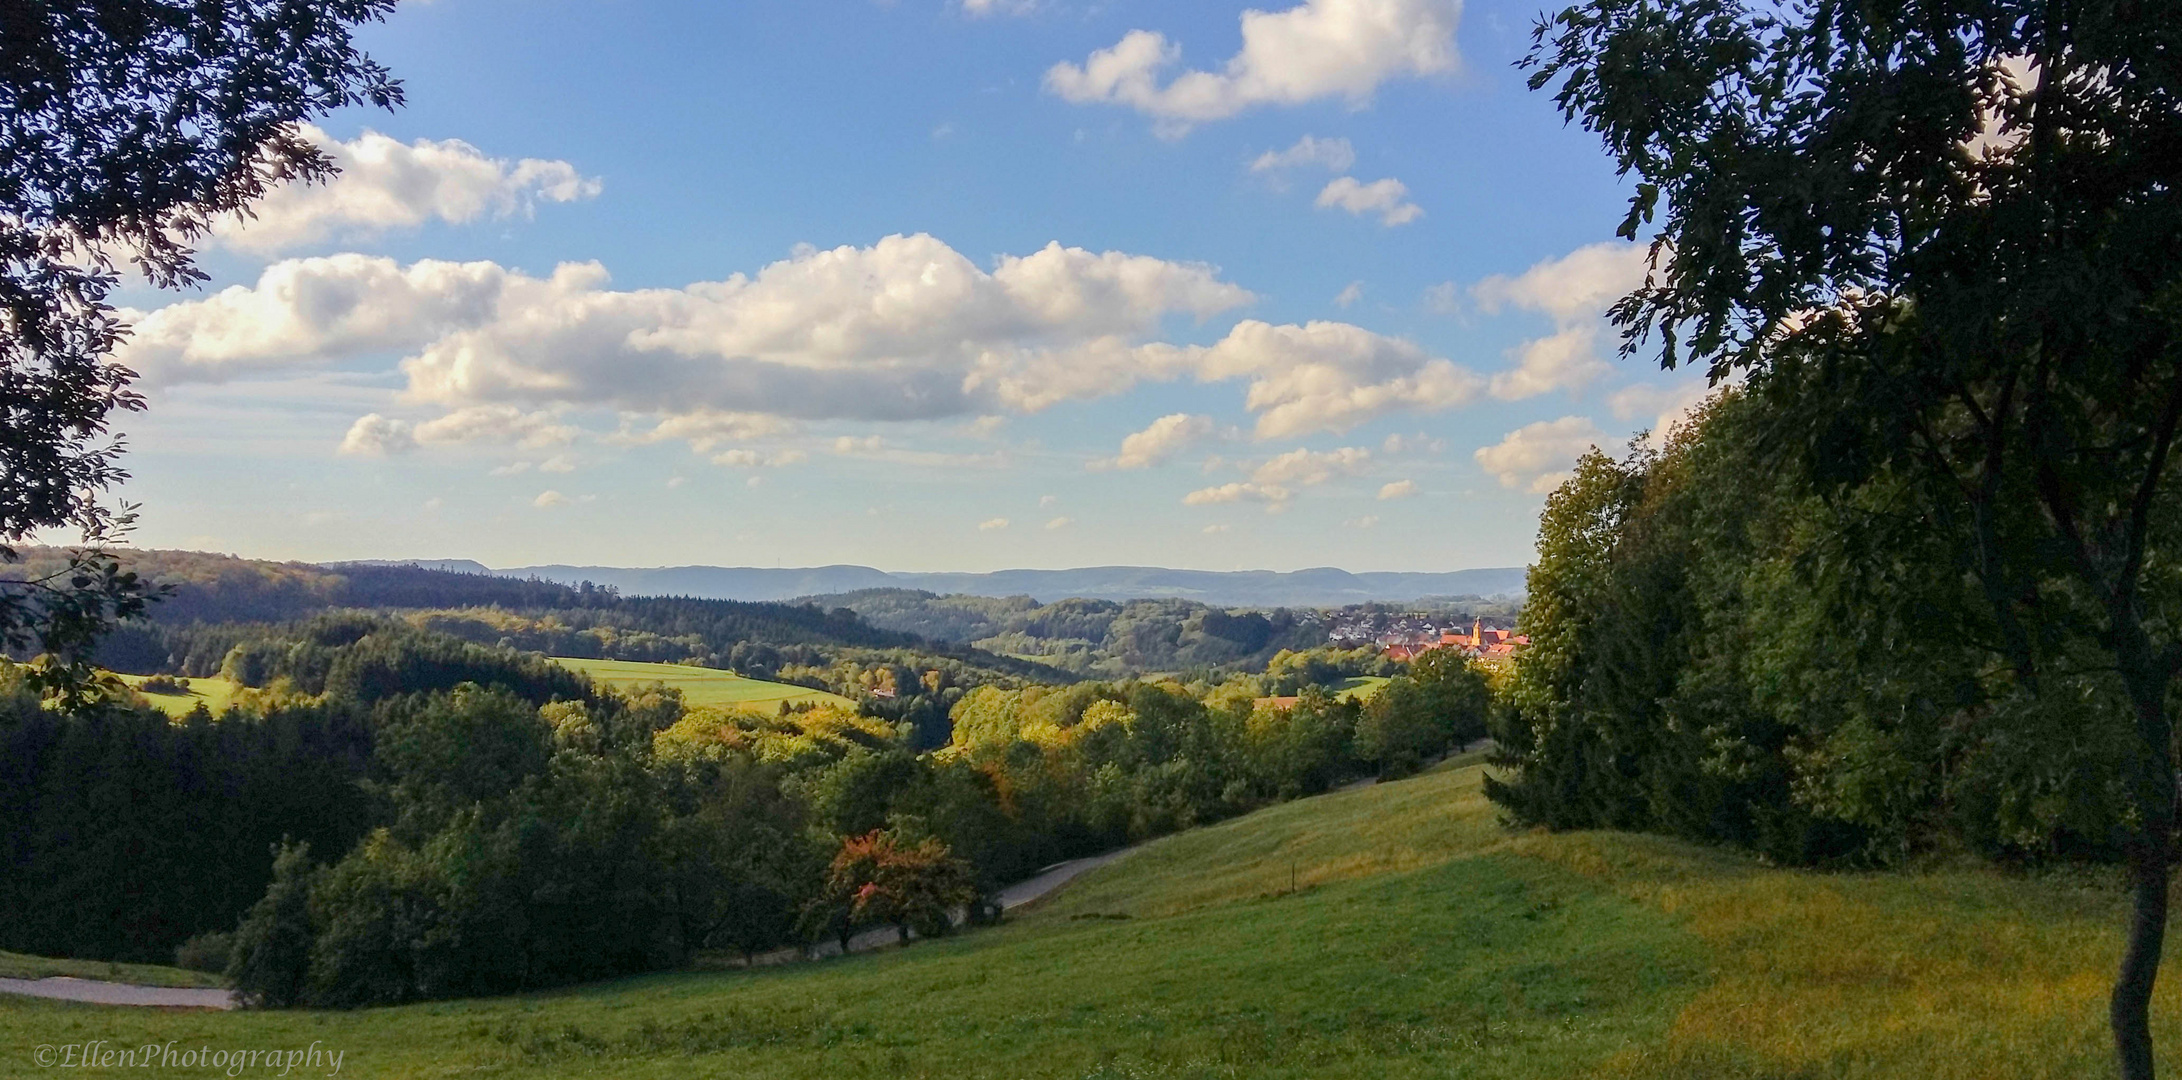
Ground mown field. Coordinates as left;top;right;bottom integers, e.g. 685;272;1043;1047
109;673;245;720
2;761;2176;1078
551;657;855;709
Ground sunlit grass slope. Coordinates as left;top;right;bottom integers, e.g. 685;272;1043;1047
5;762;2181;1078
551;657;854;709
109;672;244;719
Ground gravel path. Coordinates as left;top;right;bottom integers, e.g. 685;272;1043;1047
0;976;234;1010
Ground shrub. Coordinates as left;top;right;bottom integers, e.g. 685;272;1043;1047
173;931;233;973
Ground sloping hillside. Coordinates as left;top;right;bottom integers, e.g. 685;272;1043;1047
5;760;2169;1077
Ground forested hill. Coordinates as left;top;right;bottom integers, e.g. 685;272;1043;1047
8;548;912;648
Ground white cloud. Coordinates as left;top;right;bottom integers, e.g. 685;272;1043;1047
1183;481;1290;508
1474;416;1615;493
1422;281;1460;315
1250;135;1356;174
1045;516;1073;530
1203;524;1231;534
124;234;1503;453
1378;479;1418;499
413;405;578;449
1488;325;1610;399
1185;320;1483;438
1046;0;1463;132
338;413;415;457
118;234;1256;442
962;0;1036;15
1473;241;1650;323
214;125;600;254
629;412;798;452
1346;515;1379;528
979;517;1011;531
712;448;808;468
1472;242;1652;399
1249;445;1371;487
533;490;570;508
337;404;573;456
1333;281;1365;308
1039;494;1060;508
834;435;886;454
1316;176;1422;226
666;476;687;489
1094;413;1217;470
1184;445;1370;511
537;454;577;474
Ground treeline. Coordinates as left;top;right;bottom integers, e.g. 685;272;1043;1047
1490;392;2135;865
805;590;1331;677
1;620;1490;1005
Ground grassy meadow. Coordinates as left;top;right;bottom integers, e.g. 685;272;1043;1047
549;658;855;710
3;760;2177;1078
109;673;245;720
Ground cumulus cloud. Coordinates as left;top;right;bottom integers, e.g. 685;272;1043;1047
1378;479;1417;499
1094;413;1217;470
1045;516;1074;530
336;404;575;456
1316;177;1422;226
338;413;415;457
117;234;1258;444
1203;524;1231;534
1422;281;1461;315
1250;135;1356;174
1045;0;1462;132
1185;445;1372;510
1250;445;1371;487
1039;494;1060;508
1473;241;1652;399
978;517;1011;531
533;490;571;508
1183;481;1290;507
1333;281;1365;308
214;125;600;254
1185;320;1483;438
1474;416;1614;493
123;232;1500;450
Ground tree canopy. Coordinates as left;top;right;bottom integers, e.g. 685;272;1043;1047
1523;0;2182;1072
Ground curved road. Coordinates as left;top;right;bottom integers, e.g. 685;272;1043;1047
0;846;1138;1009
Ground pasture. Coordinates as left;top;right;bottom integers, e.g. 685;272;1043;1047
550;657;855;709
111;673;245;720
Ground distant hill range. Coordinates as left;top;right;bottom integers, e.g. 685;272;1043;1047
338;561;1529;607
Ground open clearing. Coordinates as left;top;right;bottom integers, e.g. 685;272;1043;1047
550;657;855;709
3;762;2175;1078
0;952;218;991
109;673;245;720
1334;675;1390;702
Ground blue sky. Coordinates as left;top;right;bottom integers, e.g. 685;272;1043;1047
106;0;1711;573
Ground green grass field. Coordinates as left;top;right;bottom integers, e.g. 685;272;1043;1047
1334;675;1390;702
4;761;2178;1078
550;657;855;710
109;673;245;720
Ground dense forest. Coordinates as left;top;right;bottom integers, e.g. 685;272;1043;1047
0;613;1491;1007
1490;391;2145;865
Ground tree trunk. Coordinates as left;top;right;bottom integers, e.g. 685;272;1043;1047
2113;644;2177;1080
2115;846;2171;1080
